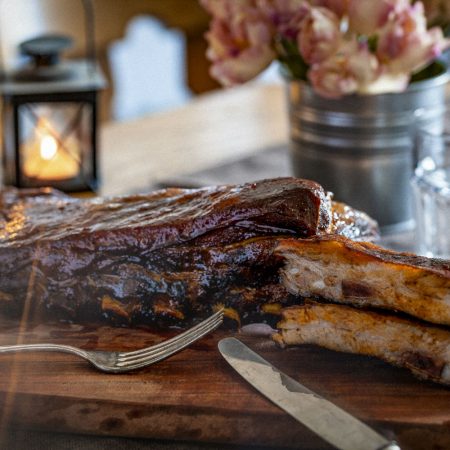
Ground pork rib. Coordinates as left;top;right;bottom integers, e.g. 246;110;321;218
274;303;450;385
0;178;331;252
276;235;450;326
0;178;378;327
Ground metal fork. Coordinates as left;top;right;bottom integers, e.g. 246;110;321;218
0;309;224;373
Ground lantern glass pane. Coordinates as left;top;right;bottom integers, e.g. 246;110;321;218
17;102;94;190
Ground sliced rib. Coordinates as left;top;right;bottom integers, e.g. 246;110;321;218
276;236;450;326
274;303;450;385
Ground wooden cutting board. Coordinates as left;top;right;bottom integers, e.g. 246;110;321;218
0;316;449;450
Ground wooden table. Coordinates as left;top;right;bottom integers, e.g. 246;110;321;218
2;82;450;450
99;82;288;196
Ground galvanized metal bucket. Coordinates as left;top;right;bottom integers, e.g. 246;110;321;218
287;70;449;233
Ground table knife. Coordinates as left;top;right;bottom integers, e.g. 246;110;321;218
218;337;400;450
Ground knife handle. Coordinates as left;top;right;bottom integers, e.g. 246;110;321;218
378;443;401;450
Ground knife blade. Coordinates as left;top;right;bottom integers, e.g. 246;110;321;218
218;337;400;450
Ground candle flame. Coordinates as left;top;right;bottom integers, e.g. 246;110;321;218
23;118;79;181
40;135;58;160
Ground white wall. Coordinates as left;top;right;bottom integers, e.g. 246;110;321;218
0;0;87;70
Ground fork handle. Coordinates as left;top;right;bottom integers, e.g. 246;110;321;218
0;343;90;360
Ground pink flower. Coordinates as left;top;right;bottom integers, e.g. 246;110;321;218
359;72;410;94
200;0;449;96
298;7;341;64
308;40;380;98
310;0;349;18
202;0;276;86
377;2;450;75
348;0;409;35
256;0;310;39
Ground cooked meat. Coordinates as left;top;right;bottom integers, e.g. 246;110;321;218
5;235;302;327
274;303;450;385
276;235;450;326
0;178;377;327
0;178;332;252
328;201;379;241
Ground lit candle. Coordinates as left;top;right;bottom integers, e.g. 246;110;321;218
23;121;79;181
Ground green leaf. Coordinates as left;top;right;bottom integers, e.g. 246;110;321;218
367;35;378;53
410;60;447;83
275;37;309;81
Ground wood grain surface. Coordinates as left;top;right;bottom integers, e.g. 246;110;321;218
0;317;449;450
99;83;288;197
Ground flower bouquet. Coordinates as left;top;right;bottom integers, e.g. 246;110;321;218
200;0;450;231
200;0;450;98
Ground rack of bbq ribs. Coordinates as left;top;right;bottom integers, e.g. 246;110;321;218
1;177;449;385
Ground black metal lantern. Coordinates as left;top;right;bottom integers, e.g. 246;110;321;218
0;0;105;192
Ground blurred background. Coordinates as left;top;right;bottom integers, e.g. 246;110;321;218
0;0;221;122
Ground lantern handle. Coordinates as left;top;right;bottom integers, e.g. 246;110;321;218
82;0;97;74
0;0;97;78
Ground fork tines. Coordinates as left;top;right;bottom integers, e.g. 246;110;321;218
115;309;224;369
